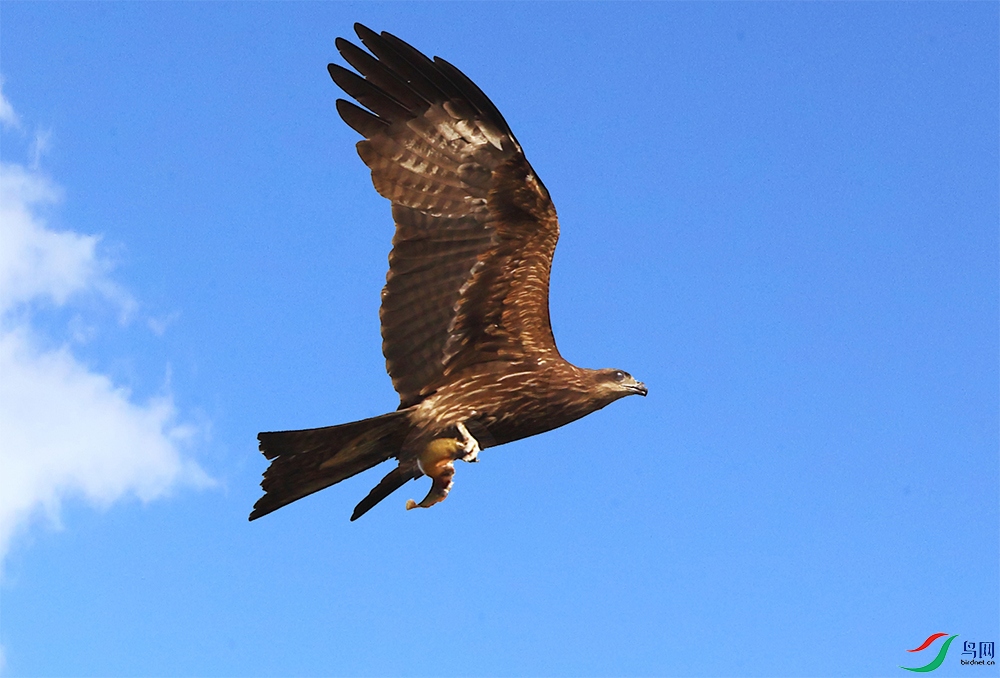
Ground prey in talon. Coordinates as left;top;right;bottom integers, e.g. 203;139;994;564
406;440;459;510
406;423;480;510
251;24;648;523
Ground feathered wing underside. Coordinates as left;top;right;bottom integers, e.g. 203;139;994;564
330;24;561;408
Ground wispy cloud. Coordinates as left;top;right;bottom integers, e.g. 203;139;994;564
29;128;52;170
0;77;19;129
0;82;209;571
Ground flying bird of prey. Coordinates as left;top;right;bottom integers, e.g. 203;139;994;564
250;24;646;522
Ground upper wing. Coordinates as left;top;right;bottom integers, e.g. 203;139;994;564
330;24;562;408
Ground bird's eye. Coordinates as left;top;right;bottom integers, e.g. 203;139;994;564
613;370;626;382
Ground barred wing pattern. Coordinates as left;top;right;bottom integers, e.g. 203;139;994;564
330;24;561;408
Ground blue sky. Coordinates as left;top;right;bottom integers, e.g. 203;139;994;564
0;3;997;677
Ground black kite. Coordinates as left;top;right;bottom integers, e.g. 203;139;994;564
251;24;646;521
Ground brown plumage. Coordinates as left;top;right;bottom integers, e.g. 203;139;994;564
250;24;646;522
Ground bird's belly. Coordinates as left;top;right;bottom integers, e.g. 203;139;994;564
480;401;592;446
417;365;600;448
448;387;596;449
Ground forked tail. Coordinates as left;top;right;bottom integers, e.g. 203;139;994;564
250;409;412;521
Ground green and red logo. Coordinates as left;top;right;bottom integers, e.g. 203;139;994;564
901;633;958;672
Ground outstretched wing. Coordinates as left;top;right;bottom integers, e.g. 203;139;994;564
330;24;562;408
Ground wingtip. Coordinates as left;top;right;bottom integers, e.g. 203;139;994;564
354;22;377;43
327;63;353;90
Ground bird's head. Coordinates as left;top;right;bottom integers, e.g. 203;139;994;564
591;368;648;402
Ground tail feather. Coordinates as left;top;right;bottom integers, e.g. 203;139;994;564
250;409;412;521
350;467;414;521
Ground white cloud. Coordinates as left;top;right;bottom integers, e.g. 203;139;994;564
0;78;19;129
147;310;182;337
0;164;94;310
29;128;52;170
0;90;208;571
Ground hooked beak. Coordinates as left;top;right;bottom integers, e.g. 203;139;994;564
629;381;648;397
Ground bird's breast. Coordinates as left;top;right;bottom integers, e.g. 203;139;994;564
414;362;599;447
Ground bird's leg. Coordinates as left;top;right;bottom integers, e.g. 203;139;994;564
406;437;463;511
456;421;481;463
